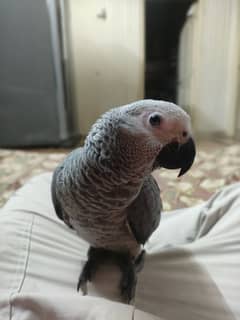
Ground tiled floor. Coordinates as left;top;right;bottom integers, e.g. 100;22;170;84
0;139;240;211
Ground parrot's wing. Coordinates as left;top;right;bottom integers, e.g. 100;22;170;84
51;164;74;229
51;147;85;229
126;175;162;245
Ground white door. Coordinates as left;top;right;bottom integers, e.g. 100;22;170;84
196;0;240;137
177;3;198;115
178;0;240;138
65;0;145;135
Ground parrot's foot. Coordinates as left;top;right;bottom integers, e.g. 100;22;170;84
120;249;145;302
77;247;99;295
118;252;137;303
77;247;145;303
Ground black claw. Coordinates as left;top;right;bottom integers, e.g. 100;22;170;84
77;260;91;293
135;250;146;272
77;247;99;294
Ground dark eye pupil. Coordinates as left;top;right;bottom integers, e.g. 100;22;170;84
150;114;162;126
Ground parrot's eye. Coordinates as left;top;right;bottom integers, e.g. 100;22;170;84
149;113;162;126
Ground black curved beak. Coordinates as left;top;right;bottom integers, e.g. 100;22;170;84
154;137;196;177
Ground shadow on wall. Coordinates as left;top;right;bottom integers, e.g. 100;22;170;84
145;0;195;102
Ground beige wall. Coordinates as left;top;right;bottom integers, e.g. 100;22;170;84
64;0;145;136
235;2;240;138
178;0;240;138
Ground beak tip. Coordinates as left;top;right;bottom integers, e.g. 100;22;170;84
177;171;182;178
178;167;188;177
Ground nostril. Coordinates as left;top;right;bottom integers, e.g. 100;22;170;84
182;131;188;138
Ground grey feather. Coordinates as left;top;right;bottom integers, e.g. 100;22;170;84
51;163;73;229
51;99;193;257
126;175;162;245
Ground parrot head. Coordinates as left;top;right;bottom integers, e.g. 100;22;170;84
120;100;196;176
87;99;196;176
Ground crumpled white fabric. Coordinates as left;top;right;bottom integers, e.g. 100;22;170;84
0;173;240;320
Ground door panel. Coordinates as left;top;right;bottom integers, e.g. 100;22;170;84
66;0;144;135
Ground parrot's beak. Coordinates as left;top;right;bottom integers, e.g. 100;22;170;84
156;137;196;177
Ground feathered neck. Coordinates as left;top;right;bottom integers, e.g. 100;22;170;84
83;111;161;179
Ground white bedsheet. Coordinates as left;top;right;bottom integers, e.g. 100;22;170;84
0;173;240;319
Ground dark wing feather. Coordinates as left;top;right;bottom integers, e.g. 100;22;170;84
126;175;162;245
51;164;74;229
51;147;86;229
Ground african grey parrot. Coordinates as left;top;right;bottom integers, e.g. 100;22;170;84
51;99;195;302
